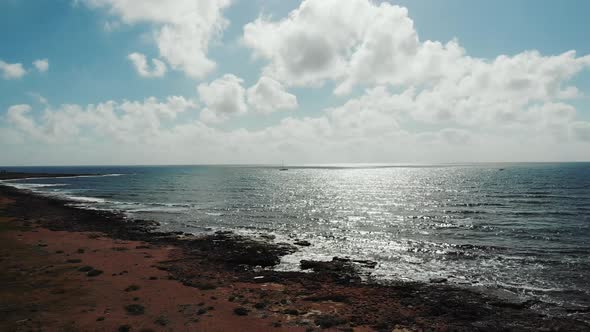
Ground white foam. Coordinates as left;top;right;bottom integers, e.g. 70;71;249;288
4;173;126;182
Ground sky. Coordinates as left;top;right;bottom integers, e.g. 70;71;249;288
1;0;590;166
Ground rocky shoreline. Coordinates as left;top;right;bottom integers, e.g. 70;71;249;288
0;173;588;331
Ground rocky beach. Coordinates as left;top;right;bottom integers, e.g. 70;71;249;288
0;173;588;331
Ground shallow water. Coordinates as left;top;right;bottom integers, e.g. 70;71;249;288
2;163;589;317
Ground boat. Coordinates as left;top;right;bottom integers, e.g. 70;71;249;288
279;161;288;171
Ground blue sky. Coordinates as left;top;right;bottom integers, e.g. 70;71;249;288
1;0;590;165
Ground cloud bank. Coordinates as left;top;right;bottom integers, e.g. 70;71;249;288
2;0;590;165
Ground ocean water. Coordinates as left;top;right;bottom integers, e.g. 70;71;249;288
2;163;589;317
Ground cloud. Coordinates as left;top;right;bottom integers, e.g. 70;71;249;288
33;59;49;73
3;0;590;165
5;96;196;143
0;60;27;79
247;76;298;114
127;52;167;78
197;74;247;123
103;20;121;32
82;0;231;78
243;0;590;97
27;92;49;105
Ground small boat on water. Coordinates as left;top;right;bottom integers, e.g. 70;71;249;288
279;161;288;171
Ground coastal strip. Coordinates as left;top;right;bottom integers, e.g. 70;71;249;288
0;173;588;331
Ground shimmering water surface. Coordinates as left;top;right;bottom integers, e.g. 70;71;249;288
2;163;589;316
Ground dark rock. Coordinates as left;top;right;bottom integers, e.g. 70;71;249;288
78;266;93;272
283;309;299;315
234;307;249;316
118;325;131;332
300;257;364;284
154;315;169;326
304;294;349;303
125;304;145;315
254;302;267;309
86;269;103;277
125;285;141;292
294;240;311;246
188;233;296;267
197;308;207;315
66;259;82;263
315;315;346;328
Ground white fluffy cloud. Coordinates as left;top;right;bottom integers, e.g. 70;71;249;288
3;0;590;165
83;0;231;78
197;74;247;123
33;59;49;73
0;60;26;79
243;0;590;97
6;97;196;143
247;76;298;114
127;52;167;78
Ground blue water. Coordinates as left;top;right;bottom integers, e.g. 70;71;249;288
2;163;589;317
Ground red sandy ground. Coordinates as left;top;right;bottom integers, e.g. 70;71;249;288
0;196;312;332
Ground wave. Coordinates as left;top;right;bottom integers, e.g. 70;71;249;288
3;173;126;182
65;195;107;203
4;183;69;190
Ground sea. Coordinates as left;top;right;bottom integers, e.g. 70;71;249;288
1;163;589;319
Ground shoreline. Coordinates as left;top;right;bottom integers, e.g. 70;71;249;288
0;173;588;331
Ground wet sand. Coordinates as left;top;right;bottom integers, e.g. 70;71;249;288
0;174;588;331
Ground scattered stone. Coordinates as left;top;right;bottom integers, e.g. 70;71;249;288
300;257;373;283
283;309;300;315
125;304;145;316
234;307;249;316
87;269;103;277
314;315;346;328
254;302;267;309
125;284;140;292
304;294;349;303
96;316;105;321
429;277;448;284
154;315;170;326
118;325;131;332
78;266;93;272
